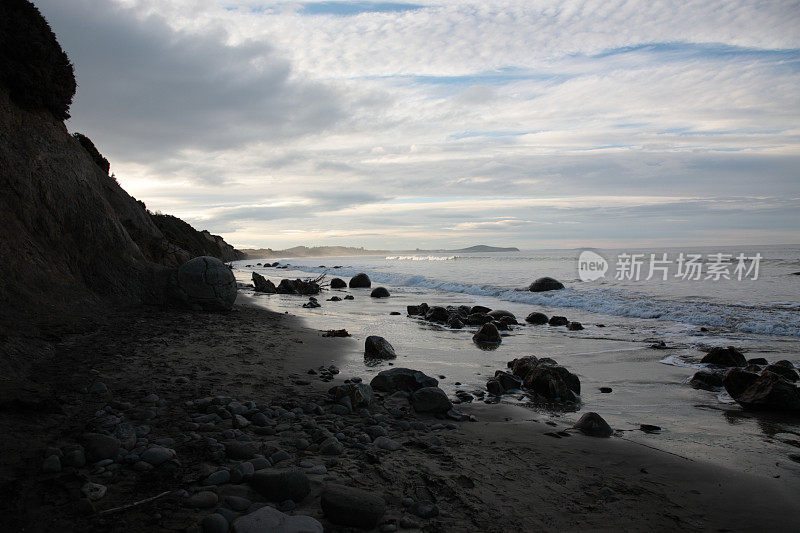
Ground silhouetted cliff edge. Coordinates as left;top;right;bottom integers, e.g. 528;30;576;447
0;1;241;377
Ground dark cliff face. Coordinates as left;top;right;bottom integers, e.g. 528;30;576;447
0;2;243;376
150;214;246;263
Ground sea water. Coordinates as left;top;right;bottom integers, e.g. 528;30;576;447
231;244;800;479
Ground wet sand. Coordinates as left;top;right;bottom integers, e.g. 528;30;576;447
0;295;797;531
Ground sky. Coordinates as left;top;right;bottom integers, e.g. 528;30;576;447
35;0;800;250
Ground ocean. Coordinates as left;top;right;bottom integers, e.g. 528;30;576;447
231;243;800;478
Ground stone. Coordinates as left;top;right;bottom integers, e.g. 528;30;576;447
472;323;501;345
510;356;539;379
201;513;230;533
225;496;252;512
319;437;344;456
371;287;390;298
233;506;322;533
446;316;464;329
252;272;276;293
689;371;724;390
81;482;107;501
529;277;565;292
763;364;799;382
487;310;515;320
250;469;310;502
349;273;372;288
747;357;769;366
371;368;438;393
548;316;568;326
573;412;613;437
330;278;347;289
89;381;108;395
374;436;401;451
187;491;219;509
225;441;259;460
177;256;238;311
424;306;450;323
409;500;439;519
333;383;374;409
567;321;584;331
141;446;174;466
364;336;397;359
42;455;61;473
701;346;746;367
411;387;453;413
465;312;493;326
83;433;120;462
723;368;760;399
524;366;580;401
734;372;800;411
204;469;231;486
525;312;549;325
486;379;504;396
494;370;522;391
470;305;491;314
320;484;386;528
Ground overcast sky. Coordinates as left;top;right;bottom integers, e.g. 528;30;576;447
35;0;800;249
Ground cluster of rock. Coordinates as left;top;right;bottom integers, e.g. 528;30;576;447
250;272;320;295
406;303;518;346
485;356;581;404
524;311;583;330
43;369;469;531
689;346;800;411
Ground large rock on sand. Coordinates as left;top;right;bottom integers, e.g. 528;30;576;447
701;346;746;367
321;484;386;528
370;368;438;393
330;277;347;289
473;323;501;345
529;277;564;292
525;312;549;325
729;371;800;412
349;273;371;288
177;256;237;311
233;505;322;533
411;387;452;413
251;272;276;293
573;412;613;437
364;336;396;359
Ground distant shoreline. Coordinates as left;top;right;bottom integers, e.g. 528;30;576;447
241;244;520;258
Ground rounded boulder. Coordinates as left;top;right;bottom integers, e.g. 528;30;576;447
177;256;237;311
349;273;371;288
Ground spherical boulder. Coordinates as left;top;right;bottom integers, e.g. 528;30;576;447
529;277;565;292
525;312;548;325
473;323;501;345
411;387;453;413
330;277;347;289
370;287;390;298
349;273;371;288
176;256;237;311
548;315;569;326
701;346;746;367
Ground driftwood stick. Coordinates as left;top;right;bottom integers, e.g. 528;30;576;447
97;490;173;515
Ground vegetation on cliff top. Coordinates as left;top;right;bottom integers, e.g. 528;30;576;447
0;0;76;120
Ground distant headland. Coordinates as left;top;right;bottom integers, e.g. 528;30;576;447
240;244;520;258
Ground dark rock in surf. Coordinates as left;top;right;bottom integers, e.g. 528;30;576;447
364;336;396;359
548;315;568;326
525;312;549;325
494;370;522;391
529;277;564;292
466;313;493;326
723;368;760;399
689;370;724;390
523;365;580;401
486;379;504;395
473;323;501;345
425;306;449;323
747;357;768;366
470;305;492;315
370;368;438;393
734;372;800;411
573;412;613;437
371;287;390;298
510;356;539;379
488;310;516;320
349;273;371;288
567;321;584;331
701;346;746;367
252;272;276;293
763;364;799;382
330;278;347;289
447;316;464;329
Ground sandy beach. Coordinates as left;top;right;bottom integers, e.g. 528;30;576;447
2;295;797;532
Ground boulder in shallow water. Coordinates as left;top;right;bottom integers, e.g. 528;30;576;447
176;256;237;311
330;277;347;289
723;368;760;399
466;312;493;326
573;412;613;437
486;378;504;395
524;365;580;402
488;310;516;320
763;364;799;382
473;323;501;345
689;370;724;390
525;312;549;325
251;272;276;293
701;346;746;367
411;387;453;413
364;335;397;359
529;277;564;292
548;315;568;327
447;315;464;329
349;273;371;288
510;356;539;380
734;372;800;411
370;287;390;298
495;370;522;391
425;306;449;323
567;321;584;331
370;368;438;393
470;305;492;315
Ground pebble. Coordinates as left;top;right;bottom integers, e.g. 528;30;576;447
186;491;219;509
81;482;107;501
269;449;291;464
200;513;229;533
204;469;230;486
319;437;344;455
42;455;61;473
141;446;174;466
